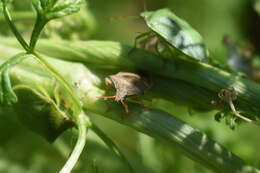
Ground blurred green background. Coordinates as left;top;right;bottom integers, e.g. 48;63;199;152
0;0;260;173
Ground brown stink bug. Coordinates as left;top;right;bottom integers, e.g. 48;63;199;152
100;72;151;114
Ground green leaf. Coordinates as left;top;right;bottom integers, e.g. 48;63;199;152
32;0;42;14
0;53;29;105
40;0;48;8
48;0;84;19
13;86;74;142
30;0;84;50
214;111;224;122
1;68;17;105
141;8;208;61
32;0;84;20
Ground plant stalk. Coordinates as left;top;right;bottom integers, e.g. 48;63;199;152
59;112;88;173
1;5;29;50
1;44;258;173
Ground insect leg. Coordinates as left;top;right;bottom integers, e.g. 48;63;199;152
98;95;116;101
120;99;129;114
128;31;153;56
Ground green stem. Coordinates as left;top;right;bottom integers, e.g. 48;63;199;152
3;39;260;114
0;11;35;22
1;7;82;114
32;51;82;115
59;112;88;173
23;39;260;114
0;52;27;70
1;4;29;51
29;15;47;52
1;3;81;112
86;104;260;173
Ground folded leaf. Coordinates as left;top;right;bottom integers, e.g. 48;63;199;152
13;86;74;142
0;53;29;105
2;68;17;105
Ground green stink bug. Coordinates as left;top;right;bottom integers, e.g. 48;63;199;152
134;8;208;61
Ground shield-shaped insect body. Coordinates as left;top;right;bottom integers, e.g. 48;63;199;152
101;72;150;114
